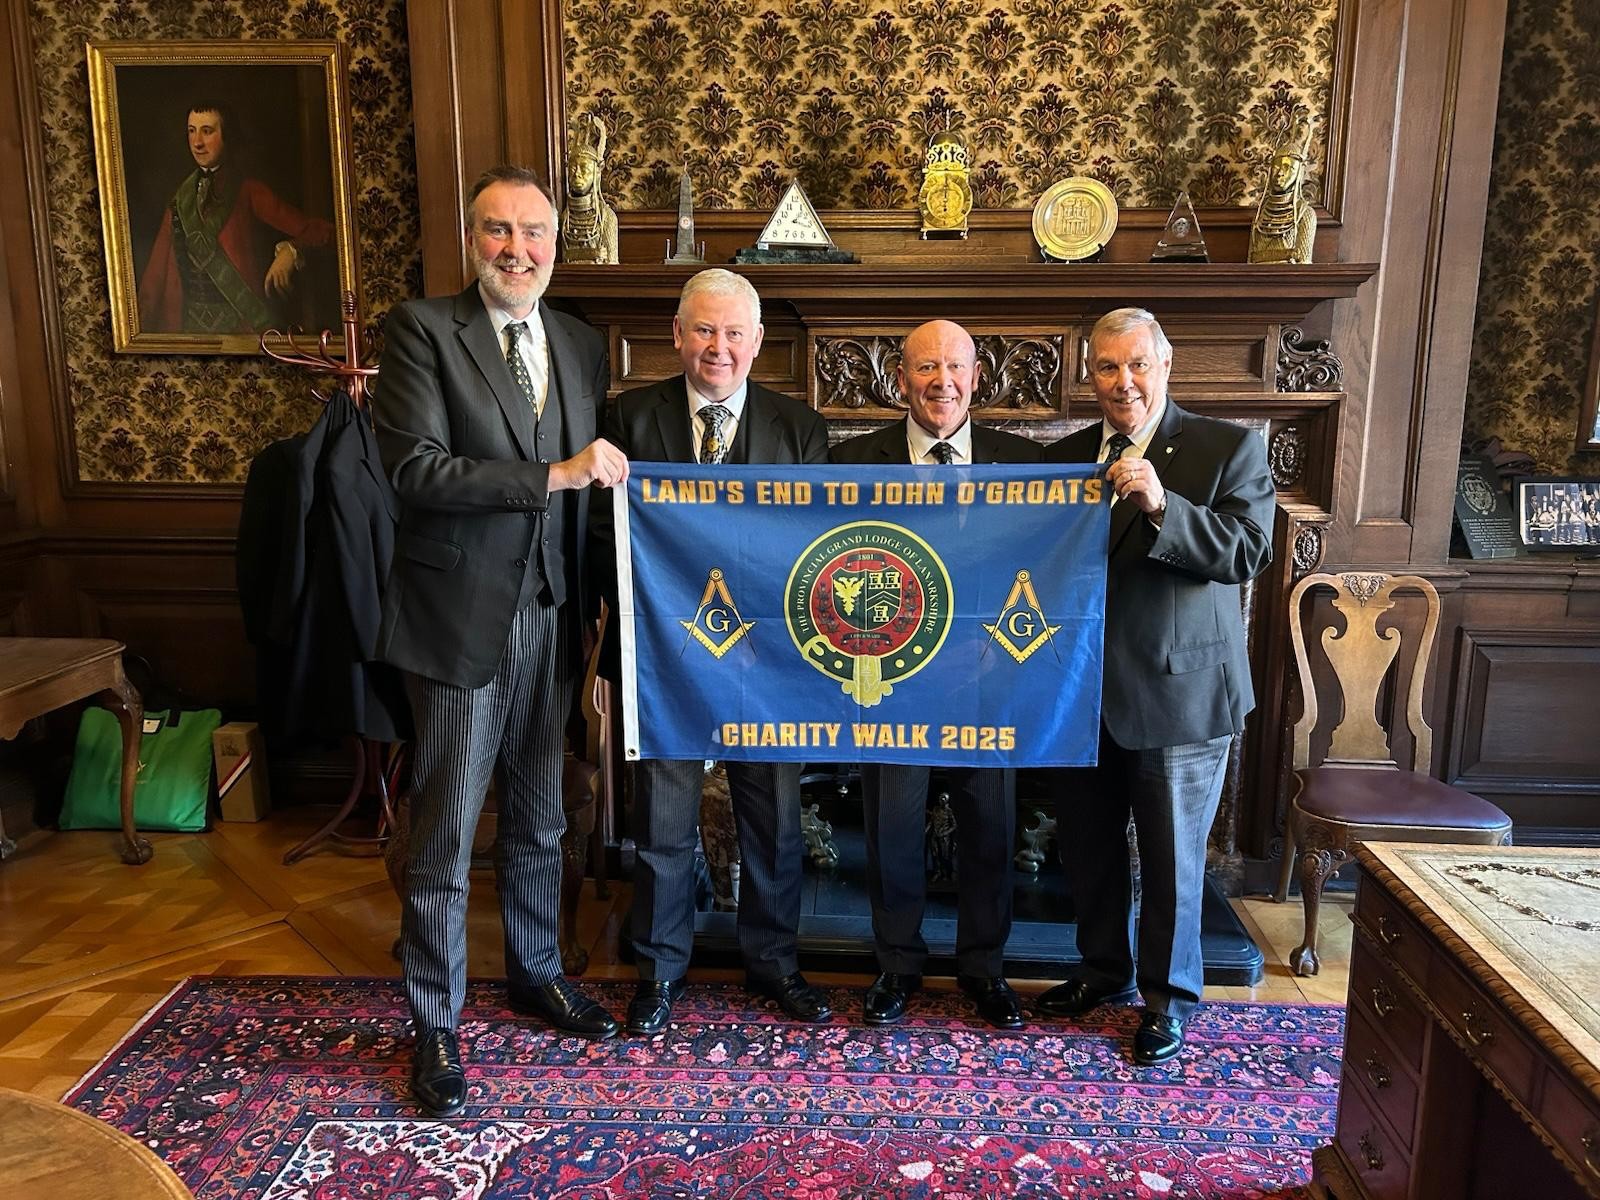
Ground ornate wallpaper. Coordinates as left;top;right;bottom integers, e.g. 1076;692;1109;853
1465;0;1600;472
564;0;1339;212
28;0;419;484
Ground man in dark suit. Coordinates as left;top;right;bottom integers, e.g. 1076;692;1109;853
831;319;1041;1030
1036;307;1274;1065
373;165;630;1117
598;268;834;1033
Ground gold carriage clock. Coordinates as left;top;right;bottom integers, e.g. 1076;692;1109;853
918;131;973;240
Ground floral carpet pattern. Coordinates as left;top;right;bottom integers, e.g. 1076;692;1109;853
67;977;1342;1199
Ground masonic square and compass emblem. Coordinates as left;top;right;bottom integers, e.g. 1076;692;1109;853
679;568;754;659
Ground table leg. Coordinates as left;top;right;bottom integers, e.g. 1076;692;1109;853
104;674;151;865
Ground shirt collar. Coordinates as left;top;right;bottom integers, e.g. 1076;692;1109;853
478;285;543;342
1098;396;1166;460
906;415;973;464
687;378;748;422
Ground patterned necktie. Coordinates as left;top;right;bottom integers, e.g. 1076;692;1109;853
931;440;955;465
1105;432;1134;464
504;322;545;417
700;404;731;464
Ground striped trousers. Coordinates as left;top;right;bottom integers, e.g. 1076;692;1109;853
400;600;572;1034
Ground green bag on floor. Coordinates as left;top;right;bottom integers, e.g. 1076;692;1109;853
59;707;221;833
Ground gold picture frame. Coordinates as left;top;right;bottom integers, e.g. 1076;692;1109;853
1581;296;1600;453
87;40;358;355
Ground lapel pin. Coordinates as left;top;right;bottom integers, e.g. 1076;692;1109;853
1165;446;1174;454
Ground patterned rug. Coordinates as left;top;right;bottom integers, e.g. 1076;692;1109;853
68;977;1342;1199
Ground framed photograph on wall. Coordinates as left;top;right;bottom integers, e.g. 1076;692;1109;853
1516;476;1600;553
87;40;358;355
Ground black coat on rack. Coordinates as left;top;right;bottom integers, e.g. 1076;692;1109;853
237;388;411;745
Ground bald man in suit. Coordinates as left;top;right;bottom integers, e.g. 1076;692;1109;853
831;319;1040;1031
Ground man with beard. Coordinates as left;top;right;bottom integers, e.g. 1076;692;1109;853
374;165;630;1117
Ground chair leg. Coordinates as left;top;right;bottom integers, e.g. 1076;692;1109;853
1288;831;1347;977
559;759;599;976
1273;820;1296;903
558;821;591;976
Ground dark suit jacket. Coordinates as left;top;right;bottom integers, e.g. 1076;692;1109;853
372;285;608;689
1046;401;1275;749
594;374;830;679
237;389;409;743
828;417;1043;465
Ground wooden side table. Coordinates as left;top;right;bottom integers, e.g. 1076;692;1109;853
0;638;149;864
0;1086;192;1198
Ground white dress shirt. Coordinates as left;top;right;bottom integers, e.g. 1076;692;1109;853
688;380;749;462
481;286;550;416
906;416;974;464
1098;398;1167;518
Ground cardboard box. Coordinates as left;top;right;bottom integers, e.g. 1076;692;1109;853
213;721;271;821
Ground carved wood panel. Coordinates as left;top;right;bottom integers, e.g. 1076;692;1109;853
814;333;1063;418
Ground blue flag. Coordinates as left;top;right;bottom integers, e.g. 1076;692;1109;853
617;462;1108;767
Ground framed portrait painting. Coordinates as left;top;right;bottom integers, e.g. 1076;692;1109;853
87;40;358;355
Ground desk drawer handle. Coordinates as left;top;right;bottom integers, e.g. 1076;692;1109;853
1581;1129;1599;1179
1377;915;1401;946
1363;1053;1391;1090
1359;1132;1385;1172
1371;983;1396;1018
1461;1007;1495;1048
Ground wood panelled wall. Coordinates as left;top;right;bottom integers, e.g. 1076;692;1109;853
3;0;1597;864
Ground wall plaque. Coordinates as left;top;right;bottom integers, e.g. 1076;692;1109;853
1453;454;1524;559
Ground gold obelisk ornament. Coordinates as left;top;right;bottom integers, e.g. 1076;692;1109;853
918;131;973;240
1249;121;1316;265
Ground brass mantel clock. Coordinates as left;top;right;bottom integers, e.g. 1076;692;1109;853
919;131;972;240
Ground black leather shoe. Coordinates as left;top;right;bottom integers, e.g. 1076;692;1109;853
958;974;1026;1030
863;972;921;1025
509;978;620;1040
627;978;687;1036
1035;978;1140;1018
1132;1010;1186;1065
410;1028;466;1117
747;971;833;1022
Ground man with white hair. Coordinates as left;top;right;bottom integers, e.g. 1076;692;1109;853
599;268;833;1033
1038;307;1274;1065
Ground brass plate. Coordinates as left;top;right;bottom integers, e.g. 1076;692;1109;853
1032;177;1119;261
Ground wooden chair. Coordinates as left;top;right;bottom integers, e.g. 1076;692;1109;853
1274;571;1511;975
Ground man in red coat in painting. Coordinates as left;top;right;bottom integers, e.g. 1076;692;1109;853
137;101;334;334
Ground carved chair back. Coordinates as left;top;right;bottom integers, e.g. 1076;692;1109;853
1287;571;1441;775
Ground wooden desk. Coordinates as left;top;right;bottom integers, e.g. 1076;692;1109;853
0;1086;192;1198
0;638;148;864
1316;843;1600;1199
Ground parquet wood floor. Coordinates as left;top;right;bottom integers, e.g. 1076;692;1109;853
0;807;1352;1101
